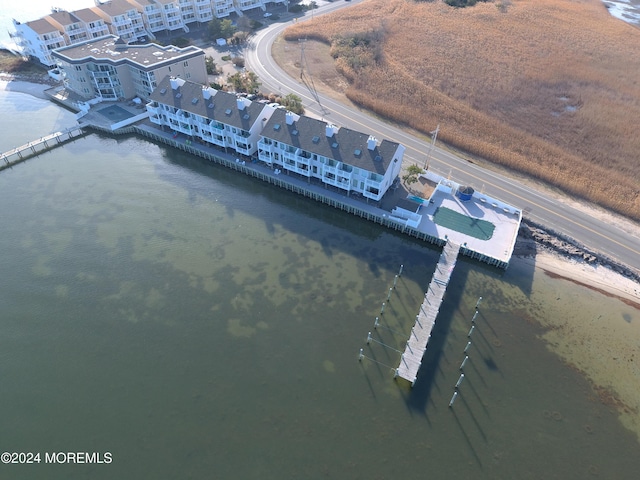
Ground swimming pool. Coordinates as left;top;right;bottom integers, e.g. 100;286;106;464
408;195;427;204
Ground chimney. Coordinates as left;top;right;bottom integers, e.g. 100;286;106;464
326;124;337;137
236;97;246;111
170;76;185;90
202;86;216;100
285;111;295;125
367;135;377;150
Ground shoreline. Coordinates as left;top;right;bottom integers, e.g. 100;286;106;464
2;74;639;304
0;73;55;100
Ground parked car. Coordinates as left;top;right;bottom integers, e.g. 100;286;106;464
263;12;272;17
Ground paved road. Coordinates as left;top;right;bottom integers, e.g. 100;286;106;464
245;0;640;274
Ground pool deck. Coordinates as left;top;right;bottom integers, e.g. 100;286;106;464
413;182;521;267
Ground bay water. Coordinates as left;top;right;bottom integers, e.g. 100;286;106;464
0;89;639;479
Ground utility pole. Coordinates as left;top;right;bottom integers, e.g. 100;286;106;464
423;124;440;170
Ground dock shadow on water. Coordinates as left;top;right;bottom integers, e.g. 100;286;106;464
0;121;639;479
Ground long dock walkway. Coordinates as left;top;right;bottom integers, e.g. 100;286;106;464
396;240;460;385
0;126;86;172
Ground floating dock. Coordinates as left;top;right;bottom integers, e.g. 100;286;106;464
0;126;86;171
395;240;460;385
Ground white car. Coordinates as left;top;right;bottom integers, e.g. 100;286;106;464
263;12;272;17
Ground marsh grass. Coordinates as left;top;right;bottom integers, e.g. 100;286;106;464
283;0;640;220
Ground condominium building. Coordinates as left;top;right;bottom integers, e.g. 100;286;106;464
153;0;187;32
257;110;404;202
127;0;166;37
10;0;291;66
11;17;68;67
90;0;149;44
147;76;405;201
73;8;112;40
147;75;278;156
52;36;206;101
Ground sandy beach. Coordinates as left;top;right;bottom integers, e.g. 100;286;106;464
0;75;52;100
521;250;640;306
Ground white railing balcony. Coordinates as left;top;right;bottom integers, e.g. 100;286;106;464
88;23;107;33
322;164;337;175
112;17;132;27
68;31;88;43
196;12;213;21
43;34;65;46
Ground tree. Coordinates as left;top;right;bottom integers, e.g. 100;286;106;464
281;93;304;114
220;19;236;39
402;165;424;186
226;71;261;93
207;18;236;40
207;18;223;40
205;56;218;75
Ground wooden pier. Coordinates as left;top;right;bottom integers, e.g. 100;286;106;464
396;240;460;385
0;126;86;172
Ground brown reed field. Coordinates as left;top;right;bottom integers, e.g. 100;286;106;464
282;0;640;221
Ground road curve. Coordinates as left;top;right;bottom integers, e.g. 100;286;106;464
245;1;640;274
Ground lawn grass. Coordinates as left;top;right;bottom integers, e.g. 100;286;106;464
282;0;640;221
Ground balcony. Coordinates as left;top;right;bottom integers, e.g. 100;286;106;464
43;34;65;47
163;4;180;14
88;23;108;34
112;17;132;28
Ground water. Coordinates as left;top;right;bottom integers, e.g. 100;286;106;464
0;0;90;51
0;91;639;479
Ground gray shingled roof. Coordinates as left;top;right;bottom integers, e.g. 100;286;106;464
49;11;81;27
92;0;138;17
149;76;267;133
261;110;399;174
25;17;61;35
71;8;104;23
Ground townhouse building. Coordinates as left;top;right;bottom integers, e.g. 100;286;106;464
11;17;68;67
147;76;405;201
147;75;279;157
10;0;291;66
52;36;206;101
73;8;112;40
89;0;149;44
46;11;89;46
257;110;404;202
127;0;166;37
11;8;110;67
